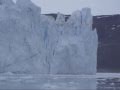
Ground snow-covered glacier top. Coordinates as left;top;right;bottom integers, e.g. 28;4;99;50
0;0;98;75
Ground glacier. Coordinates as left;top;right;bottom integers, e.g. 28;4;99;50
0;0;98;75
0;0;98;89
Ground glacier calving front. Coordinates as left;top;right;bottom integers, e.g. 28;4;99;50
0;0;98;75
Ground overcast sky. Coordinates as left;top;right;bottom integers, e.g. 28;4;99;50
31;0;120;15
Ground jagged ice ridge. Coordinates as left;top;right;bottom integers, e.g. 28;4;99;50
0;0;98;75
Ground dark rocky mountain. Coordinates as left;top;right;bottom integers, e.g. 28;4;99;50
45;14;120;72
93;15;120;72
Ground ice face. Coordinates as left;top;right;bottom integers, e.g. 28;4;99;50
16;0;41;12
0;0;14;6
0;0;98;75
56;13;65;25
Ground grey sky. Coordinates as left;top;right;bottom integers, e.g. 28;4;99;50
31;0;120;15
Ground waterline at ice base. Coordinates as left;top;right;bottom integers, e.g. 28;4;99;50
0;0;98;89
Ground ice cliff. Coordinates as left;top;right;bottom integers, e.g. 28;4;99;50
0;0;98;74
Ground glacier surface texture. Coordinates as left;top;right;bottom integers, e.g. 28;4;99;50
0;0;98;75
